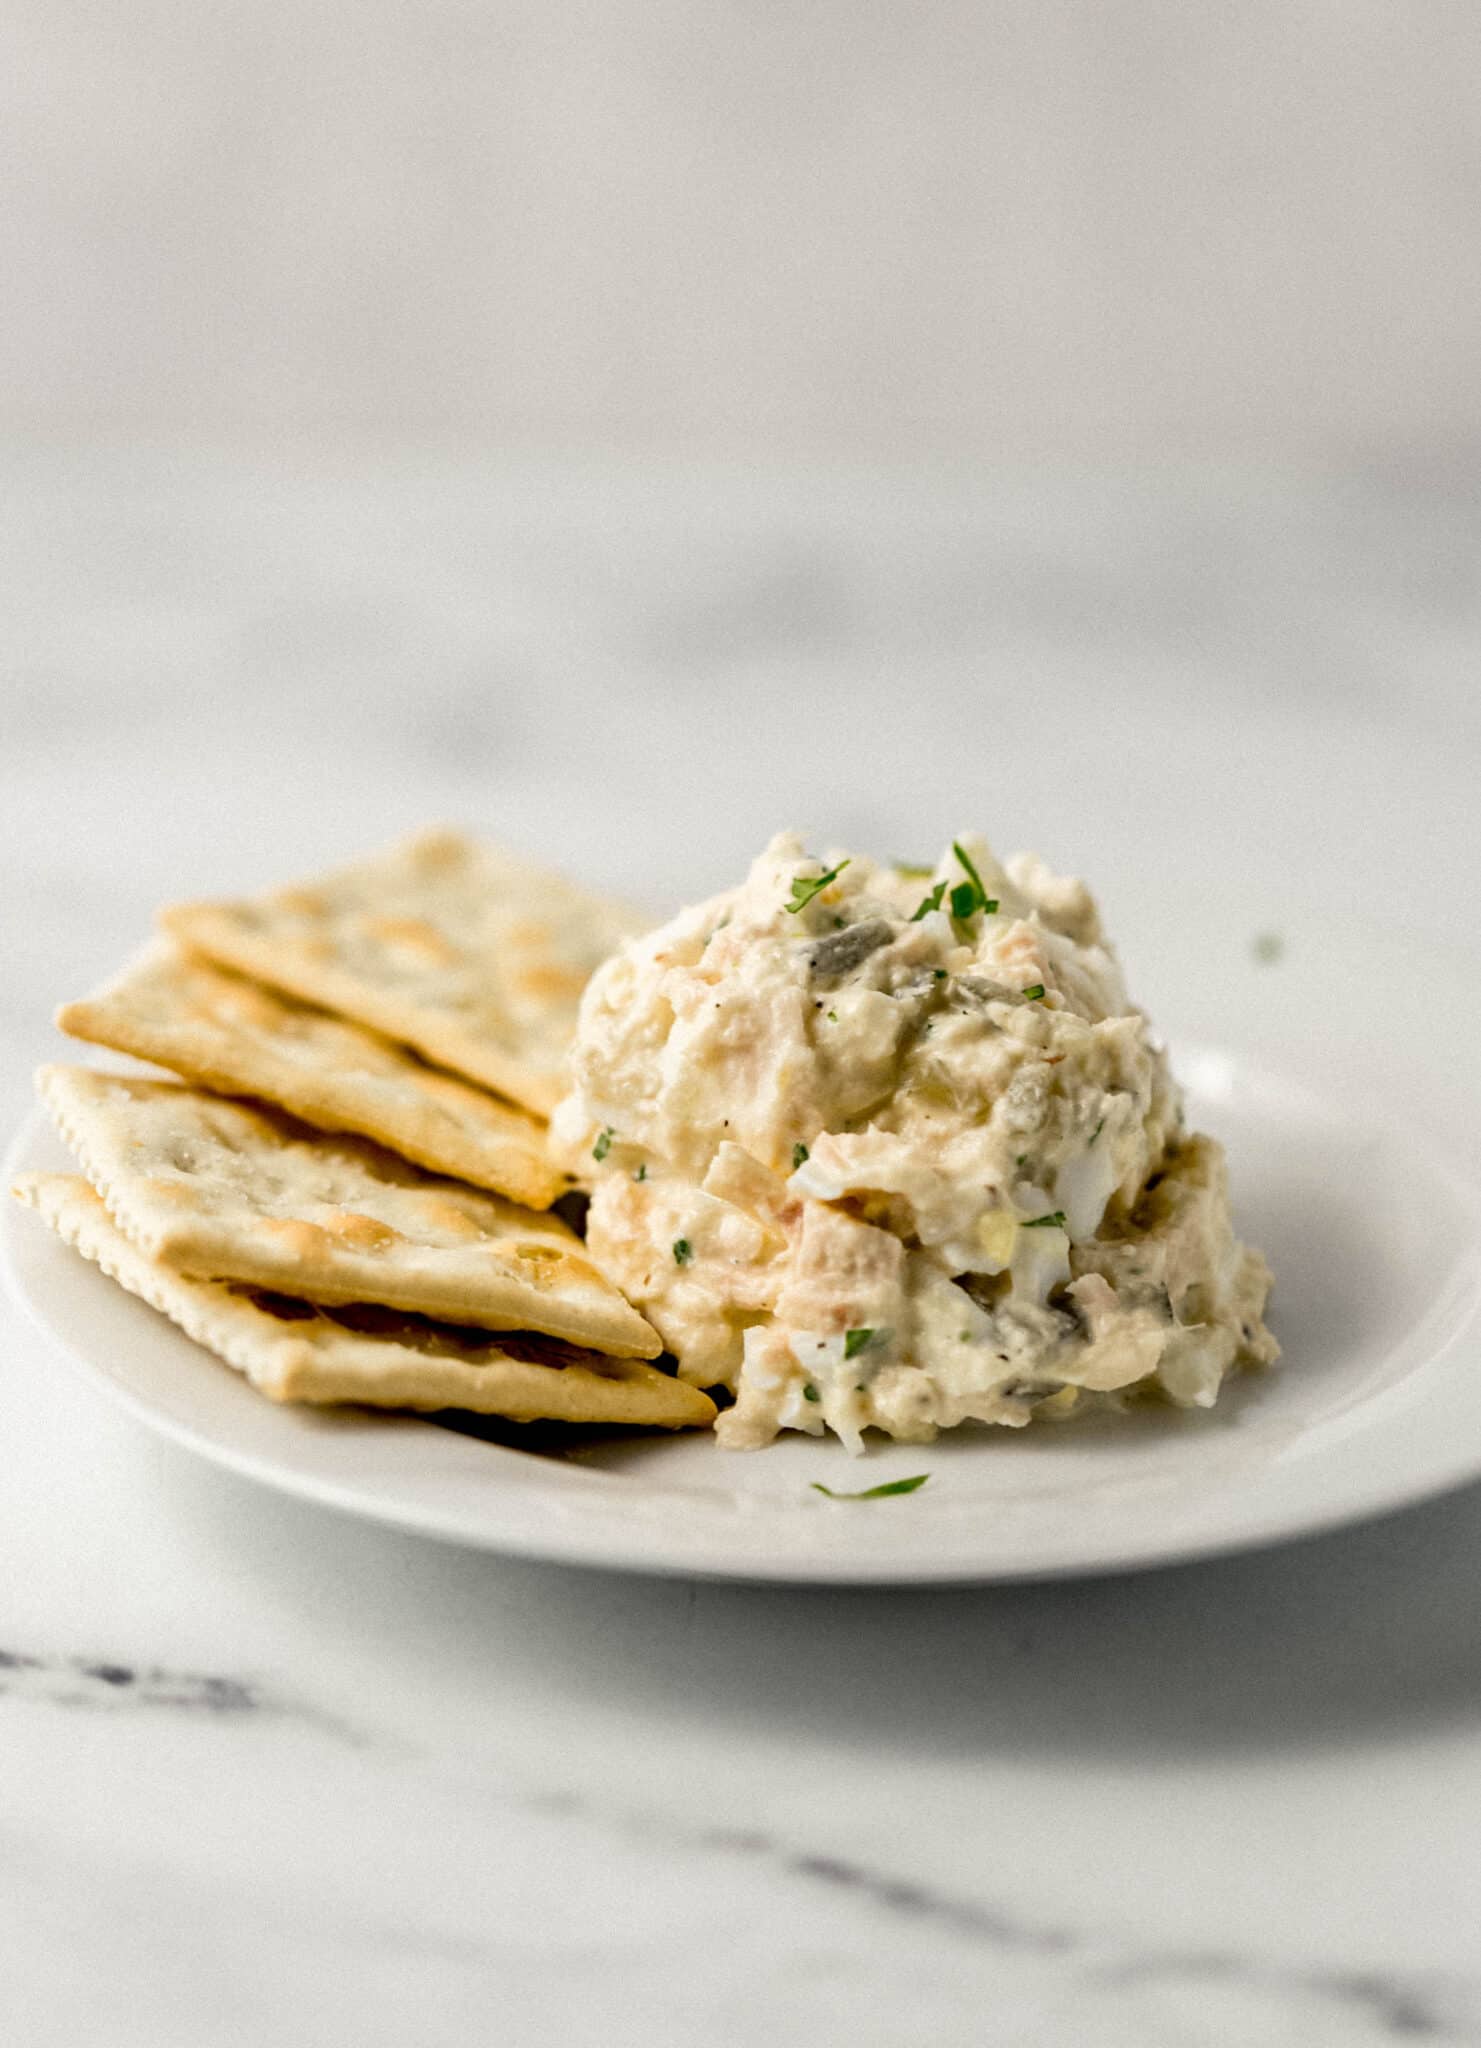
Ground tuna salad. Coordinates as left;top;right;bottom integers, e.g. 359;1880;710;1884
552;832;1277;1452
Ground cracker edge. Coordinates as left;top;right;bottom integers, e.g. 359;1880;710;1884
34;1063;662;1358
10;1173;716;1429
162;902;570;1115
55;957;570;1210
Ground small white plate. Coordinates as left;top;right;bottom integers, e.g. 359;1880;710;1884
6;902;1481;1584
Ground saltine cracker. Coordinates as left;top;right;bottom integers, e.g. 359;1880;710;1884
58;942;568;1209
161;830;644;1116
12;1175;713;1428
37;1065;660;1357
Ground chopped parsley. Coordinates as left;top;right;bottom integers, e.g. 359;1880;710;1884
672;1238;693;1265
792;1142;810;1170
909;880;947;922
1022;1210;1067;1229
592;1126;613;1162
1022;983;1046;1001
827;1009;838;1022
843;1327;875;1360
951;840;999;918
812;1474;930;1500
802;1381;820;1403
893;860;935;878
785;860;850;914
1088;1117;1105;1146
952;839;988;895
932;967;947;980
633;1163;648;1181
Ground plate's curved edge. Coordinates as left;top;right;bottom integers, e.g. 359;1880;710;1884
6;1103;1481;1585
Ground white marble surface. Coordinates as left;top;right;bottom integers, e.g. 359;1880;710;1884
3;446;1481;2046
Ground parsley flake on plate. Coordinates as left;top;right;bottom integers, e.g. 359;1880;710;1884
672;1238;693;1265
592;1126;613;1162
785;860;850;914
843;1327;875;1360
792;1142;810;1170
802;1382;820;1403
1022;983;1046;1001
1022;1210;1067;1229
812;1474;931;1501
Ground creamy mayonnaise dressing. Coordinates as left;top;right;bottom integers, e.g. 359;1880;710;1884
552;832;1276;1451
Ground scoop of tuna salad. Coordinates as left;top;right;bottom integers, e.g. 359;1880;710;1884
552;832;1277;1452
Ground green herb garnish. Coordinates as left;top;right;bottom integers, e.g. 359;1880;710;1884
1022;983;1046;1001
843;1328;875;1360
1022;1210;1067;1229
812;1474;930;1500
672;1238;693;1265
634;1163;648;1181
909;881;947;922
785;860;850;915
827;1009;838;1022
893;861;935;878
592;1127;613;1162
1088;1118;1104;1146
953;839;987;895
802;1382;820;1403
950;841;999;919
792;1142;810;1170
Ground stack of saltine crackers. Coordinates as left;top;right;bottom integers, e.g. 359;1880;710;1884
14;830;715;1433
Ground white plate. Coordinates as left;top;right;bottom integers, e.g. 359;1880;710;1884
6;901;1481;1584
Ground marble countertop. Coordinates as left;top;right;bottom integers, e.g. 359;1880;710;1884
3;445;1481;2047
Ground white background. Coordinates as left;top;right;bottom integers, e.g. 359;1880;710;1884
4;1;1481;456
